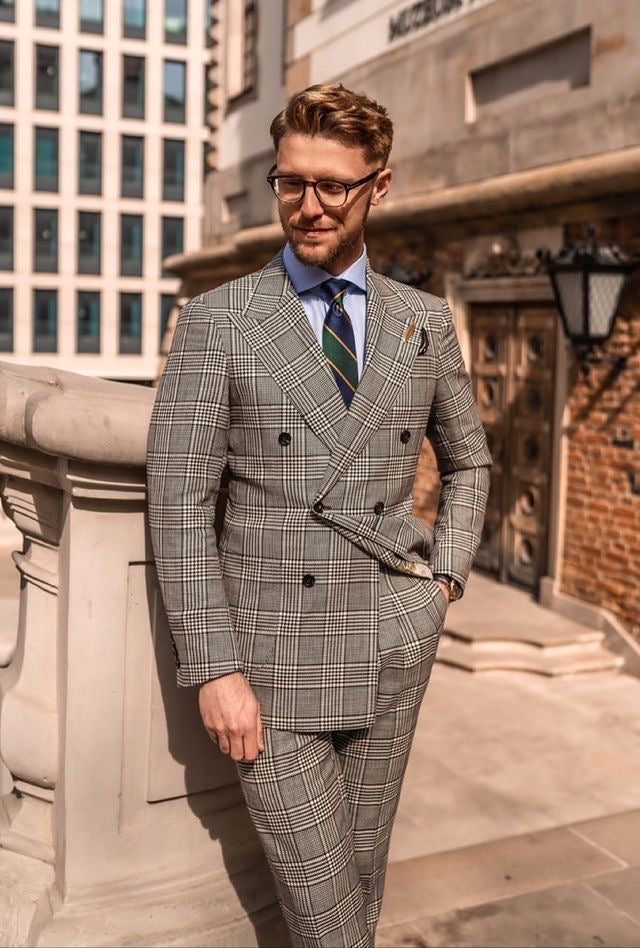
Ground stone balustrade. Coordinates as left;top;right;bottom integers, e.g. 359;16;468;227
0;363;284;947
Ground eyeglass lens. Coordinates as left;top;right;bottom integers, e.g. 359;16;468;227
274;178;347;207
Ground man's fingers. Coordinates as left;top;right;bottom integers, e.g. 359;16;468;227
229;734;245;761
256;706;264;753
217;732;230;756
242;732;259;762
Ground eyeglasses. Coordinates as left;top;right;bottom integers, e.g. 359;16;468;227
266;165;382;208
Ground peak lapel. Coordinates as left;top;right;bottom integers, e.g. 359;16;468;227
313;270;426;502
226;254;347;453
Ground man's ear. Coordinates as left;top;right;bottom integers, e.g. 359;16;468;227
370;167;392;207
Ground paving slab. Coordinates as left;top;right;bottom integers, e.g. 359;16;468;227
390;663;640;862
570;809;640;867
381;824;622;929
378;879;640;948
585;865;640;926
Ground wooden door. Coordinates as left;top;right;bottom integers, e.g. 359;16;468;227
470;304;556;590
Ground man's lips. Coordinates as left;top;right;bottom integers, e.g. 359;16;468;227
294;226;334;237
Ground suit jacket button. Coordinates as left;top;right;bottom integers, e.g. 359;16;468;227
278;432;291;447
400;429;411;443
374;502;384;515
302;574;315;588
313;501;324;514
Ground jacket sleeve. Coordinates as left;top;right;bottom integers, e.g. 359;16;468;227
146;297;241;686
426;300;492;590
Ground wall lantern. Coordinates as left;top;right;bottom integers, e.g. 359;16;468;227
538;229;638;371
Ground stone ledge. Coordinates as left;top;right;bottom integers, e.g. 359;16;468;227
0;363;155;467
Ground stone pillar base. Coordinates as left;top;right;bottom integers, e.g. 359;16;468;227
0;848;289;948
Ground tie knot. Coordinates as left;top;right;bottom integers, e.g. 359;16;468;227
321;278;351;307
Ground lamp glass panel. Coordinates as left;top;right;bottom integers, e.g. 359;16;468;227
588;272;625;340
554;271;584;337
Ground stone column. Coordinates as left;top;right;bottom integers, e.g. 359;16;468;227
0;363;284;948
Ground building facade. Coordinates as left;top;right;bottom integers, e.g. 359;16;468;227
0;0;211;382
169;0;640;641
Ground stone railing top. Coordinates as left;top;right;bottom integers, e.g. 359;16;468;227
0;362;156;467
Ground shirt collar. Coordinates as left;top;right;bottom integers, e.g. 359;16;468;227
283;243;367;295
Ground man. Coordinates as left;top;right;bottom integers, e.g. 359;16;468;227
147;84;491;948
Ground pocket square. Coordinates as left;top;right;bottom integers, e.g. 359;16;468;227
403;323;416;342
418;328;430;355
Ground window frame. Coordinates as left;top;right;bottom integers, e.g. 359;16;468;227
33;288;58;353
0;286;13;352
79;48;103;115
163;59;186;123
34;207;58;273
78;130;102;195
122;54;145;120
0;39;14;107
120;213;143;277
34;126;59;192
0;204;13;270
76;290;101;353
77;210;101;275
119;292;143;354
35;44;60;112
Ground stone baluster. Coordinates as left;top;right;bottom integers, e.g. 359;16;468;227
0;363;284;948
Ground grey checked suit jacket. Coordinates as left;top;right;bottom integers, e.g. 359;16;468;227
146;252;491;731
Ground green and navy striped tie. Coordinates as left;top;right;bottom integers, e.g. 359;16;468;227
321;278;359;407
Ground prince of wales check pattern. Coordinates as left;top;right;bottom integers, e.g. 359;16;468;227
321;278;359;407
146;250;491;946
146;251;491;731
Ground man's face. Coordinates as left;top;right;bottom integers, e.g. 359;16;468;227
274;133;391;275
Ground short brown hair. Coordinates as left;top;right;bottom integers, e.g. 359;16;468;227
270;83;393;167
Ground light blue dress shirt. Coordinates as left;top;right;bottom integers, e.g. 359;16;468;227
282;243;368;378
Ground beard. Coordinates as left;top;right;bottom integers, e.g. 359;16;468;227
280;199;371;271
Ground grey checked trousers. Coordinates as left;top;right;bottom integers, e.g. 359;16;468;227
236;567;447;948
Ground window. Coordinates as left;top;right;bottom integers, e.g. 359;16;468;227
120;214;143;276
0;0;14;23
163;61;186;123
79;49;102;114
0;124;12;188
33;289;57;353
78;211;101;274
34;127;58;191
35;45;59;111
0;41;13;107
120;293;142;354
225;0;258;102
160;294;174;350
163;139;184;201
78;131;101;194
77;291;100;353
205;0;213;46
80;0;103;33
0;205;12;270
36;0;60;28
123;0;145;39
123;56;145;119
0;288;12;351
161;216;183;275
121;135;144;198
165;0;187;44
34;208;57;272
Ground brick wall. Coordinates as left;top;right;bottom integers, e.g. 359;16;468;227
560;220;640;638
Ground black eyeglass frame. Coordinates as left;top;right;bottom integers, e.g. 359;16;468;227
266;165;383;207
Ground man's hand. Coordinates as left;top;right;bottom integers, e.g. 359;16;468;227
199;672;264;762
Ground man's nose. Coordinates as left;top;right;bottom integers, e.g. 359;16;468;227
299;183;324;218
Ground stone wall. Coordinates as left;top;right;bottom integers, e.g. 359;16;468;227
560;219;640;638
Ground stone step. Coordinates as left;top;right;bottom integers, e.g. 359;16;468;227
444;623;604;649
436;635;624;676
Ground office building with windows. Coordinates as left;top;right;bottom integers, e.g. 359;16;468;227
0;0;211;381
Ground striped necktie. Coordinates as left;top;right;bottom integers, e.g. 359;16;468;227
320;278;358;407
